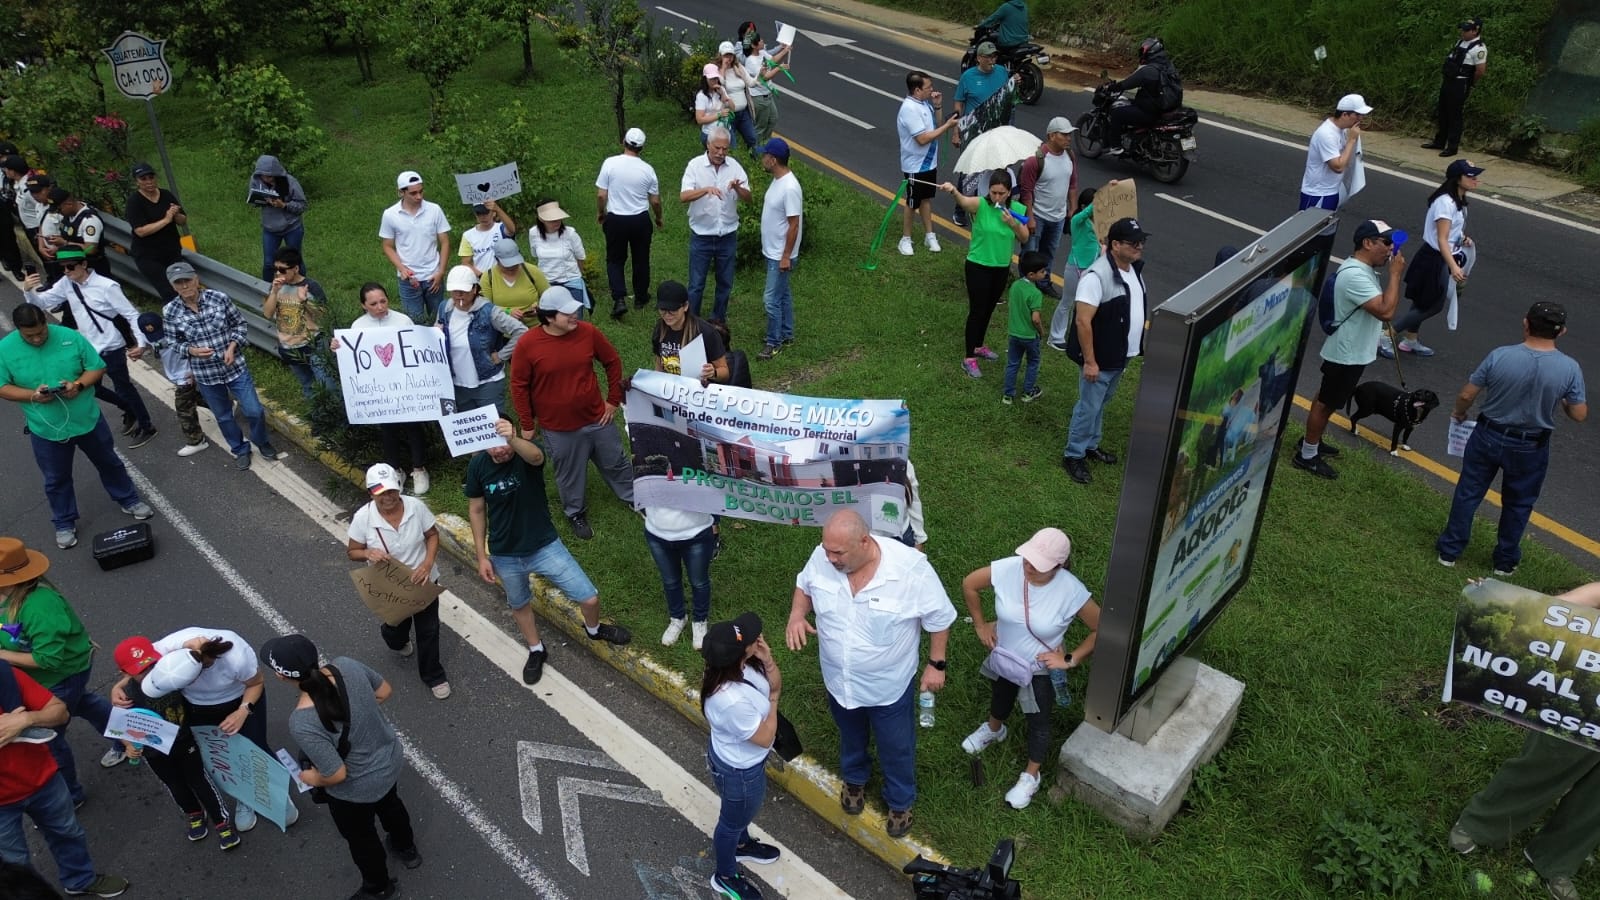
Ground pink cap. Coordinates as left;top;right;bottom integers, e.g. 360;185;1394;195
1016;528;1071;570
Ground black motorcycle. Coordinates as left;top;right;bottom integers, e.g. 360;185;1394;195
959;26;1046;106
1073;83;1199;184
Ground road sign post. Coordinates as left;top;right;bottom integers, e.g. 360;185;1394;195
101;31;184;207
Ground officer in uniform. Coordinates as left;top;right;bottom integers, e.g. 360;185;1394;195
54;187;111;279
1423;17;1487;158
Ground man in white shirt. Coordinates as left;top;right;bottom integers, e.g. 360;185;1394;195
679;127;751;324
756;138;803;361
1061;217;1149;485
896;71;958;257
379;170;452;324
1299;94;1369;211
595;127;664;321
1018;116;1079;298
786;510;956;839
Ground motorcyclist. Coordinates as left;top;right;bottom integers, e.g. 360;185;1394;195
979;0;1031;53
1103;37;1183;154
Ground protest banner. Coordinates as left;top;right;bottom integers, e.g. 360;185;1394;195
454;162;522;205
1093;178;1139;246
625;371;912;527
1339;138;1366;205
440;404;508;457
191;725;293;830
350;558;445;626
103;705;180;754
332;325;453;424
1444;579;1600;750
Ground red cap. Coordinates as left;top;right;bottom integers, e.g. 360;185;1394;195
114;636;161;676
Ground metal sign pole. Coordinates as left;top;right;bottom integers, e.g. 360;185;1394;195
143;96;183;206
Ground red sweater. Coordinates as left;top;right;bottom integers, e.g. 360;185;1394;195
0;666;60;805
510;321;625;433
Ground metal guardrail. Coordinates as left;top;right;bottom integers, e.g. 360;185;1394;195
100;212;280;356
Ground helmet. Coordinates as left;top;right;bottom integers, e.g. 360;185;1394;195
1139;37;1165;62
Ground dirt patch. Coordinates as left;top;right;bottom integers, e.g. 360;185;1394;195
767;346;867;392
1380;670;1482;731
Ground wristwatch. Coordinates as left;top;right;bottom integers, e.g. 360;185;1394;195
928;659;947;671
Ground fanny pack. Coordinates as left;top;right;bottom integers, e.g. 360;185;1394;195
982;574;1054;687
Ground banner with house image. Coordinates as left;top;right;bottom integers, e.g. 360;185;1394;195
625;371;912;529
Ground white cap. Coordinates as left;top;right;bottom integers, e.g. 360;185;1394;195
1046;116;1077;135
537;286;583;315
719;40;737;55
624;127;646;149
1336;93;1372;115
444;265;478;293
396;170;423;190
365;462;404;495
143;649;203;699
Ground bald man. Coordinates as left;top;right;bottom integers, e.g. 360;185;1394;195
786;510;957;838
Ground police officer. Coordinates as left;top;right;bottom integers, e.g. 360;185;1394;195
1423;17;1487;158
53;188;111;279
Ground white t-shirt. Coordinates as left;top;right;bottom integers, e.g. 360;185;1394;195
745;51;774;97
152;627;258;706
446;308;478;388
705;665;772;769
379;200;452;280
1074;261;1147;359
695;90;726;136
644;506;715;541
723;62;751;112
348;495;440;582
681;154;749;237
529;227;586;284
595;154;659;216
761;172;804;262
897;96;939;175
989;556;1090;666
351;309;415;330
1300;118;1348;197
1422;193;1466;252
461;222;509;272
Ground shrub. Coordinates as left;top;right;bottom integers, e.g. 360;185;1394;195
1310;802;1437;894
1569;117;1600;190
195;63;329;173
0;65;132;211
637;23;697;111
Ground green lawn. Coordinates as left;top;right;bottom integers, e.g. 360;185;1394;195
92;31;1596;899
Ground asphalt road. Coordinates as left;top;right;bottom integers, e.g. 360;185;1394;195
649;0;1600;552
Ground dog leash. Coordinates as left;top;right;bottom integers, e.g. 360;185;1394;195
1384;324;1409;391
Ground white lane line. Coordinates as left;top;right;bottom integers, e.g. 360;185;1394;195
781;85;876;130
829;71;902;103
831;40;956;84
654;5;706;27
1153;192;1265;236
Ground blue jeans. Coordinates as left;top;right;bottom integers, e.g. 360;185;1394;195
1023;215;1065;279
28;415;140;530
1436;425;1551;571
0;773;97;892
396;273;444;324
491;539;598;610
707;745;767;879
645;524;715;621
46;666;116;805
195;367;275;458
282;338;336;400
688;232;738;321
729;108;761;153
762;258;795;348
95;346;153;430
827;680;916;811
262;223;305;283
1063;366;1125;459
1003;335;1040;396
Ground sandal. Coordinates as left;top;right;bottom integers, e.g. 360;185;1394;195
887;808;914;838
840;783;865;816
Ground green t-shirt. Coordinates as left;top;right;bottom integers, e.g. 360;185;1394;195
463;451;559;556
0;583;94;688
1068;203;1099;269
967;200;1017;268
1007;278;1043;339
1320;257;1384;366
0;325;105;441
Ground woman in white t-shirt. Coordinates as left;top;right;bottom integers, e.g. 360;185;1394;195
700;612;782;900
528;199;590;312
335;284;431;495
958;527;1101;810
718;42;760;154
694;64;733;146
1390;159;1482;357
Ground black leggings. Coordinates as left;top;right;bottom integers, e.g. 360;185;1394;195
964;260;1010;357
144;734;229;825
988;673;1055;765
328;781;416;892
379;421;429;471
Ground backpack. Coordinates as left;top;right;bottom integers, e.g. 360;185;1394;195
1158;64;1183;112
1318;270;1363;335
725;348;753;389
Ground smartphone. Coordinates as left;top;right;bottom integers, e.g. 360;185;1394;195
22;263;36;276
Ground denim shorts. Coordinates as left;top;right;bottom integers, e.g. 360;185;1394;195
490;539;598;610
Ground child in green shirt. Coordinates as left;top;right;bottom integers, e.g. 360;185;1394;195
1003;251;1049;404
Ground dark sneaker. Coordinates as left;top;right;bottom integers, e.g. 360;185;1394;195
216;822;241;850
1449;822;1477;854
710;872;763;900
1021;387;1043;403
235;453;252;471
186;814;208;841
346;878;398;900
840;782;866;815
127;425;157;448
64;875;130;897
1493;566;1518;577
121;412;138;436
588;623;632;645
886;808;914;838
388;836;423;869
610;299;629;320
567;512;594;540
522;649;548;685
735;839;780;865
1314;440;1341;458
1290;452;1338;479
1085;447;1118;464
1062;456;1092;484
258;445;282;461
756;344;781;361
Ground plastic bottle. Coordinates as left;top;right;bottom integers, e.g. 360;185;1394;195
1050;668;1071;708
126;743;143;766
917;690;936;728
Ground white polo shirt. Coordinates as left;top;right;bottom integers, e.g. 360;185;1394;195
595;154;659;216
152;627;258;706
348;495;440;582
796;534;957;709
896;96;938;175
989;556;1090;665
378;200;452;280
681;154;748;237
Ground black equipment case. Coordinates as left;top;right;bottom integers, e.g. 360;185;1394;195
92;523;155;571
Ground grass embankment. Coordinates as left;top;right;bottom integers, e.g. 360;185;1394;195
104;29;1592;899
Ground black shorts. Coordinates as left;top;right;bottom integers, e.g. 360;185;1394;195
904;169;937;209
1316;360;1366;411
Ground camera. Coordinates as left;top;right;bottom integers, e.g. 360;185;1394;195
904;838;1021;900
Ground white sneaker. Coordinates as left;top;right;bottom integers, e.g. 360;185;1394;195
897;236;914;256
410;468;430;495
431;681;452;700
661;618;687;646
692;621;708;650
177;440;209;457
1005;771;1041;809
961;721;1007;754
98;746;127;768
235;802;257;832
925;233;941;253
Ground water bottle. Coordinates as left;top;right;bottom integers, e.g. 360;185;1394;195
1050;668;1071;708
917;690;936;728
126;743;143;766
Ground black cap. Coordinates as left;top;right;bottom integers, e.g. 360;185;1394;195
1351;219;1397;245
656;279;689;311
259;634;319;680
1107;217;1150;244
1527;301;1566;330
131;161;156;178
24;173;54;192
45;186;69;207
472;203;491;215
1460;16;1483;30
0;155;26;175
701;612;763;667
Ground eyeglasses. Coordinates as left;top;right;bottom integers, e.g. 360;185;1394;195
60;262;84;271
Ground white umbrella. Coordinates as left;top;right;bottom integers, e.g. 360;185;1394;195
953;125;1043;175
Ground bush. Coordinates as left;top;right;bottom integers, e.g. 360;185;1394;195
425;94;591;227
1569;117;1600;189
195;63;329;173
0;65;131;211
1310;802;1437;895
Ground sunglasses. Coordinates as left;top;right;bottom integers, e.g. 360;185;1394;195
273;265;294;273
60;262;84;270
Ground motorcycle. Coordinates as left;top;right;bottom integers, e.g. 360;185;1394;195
1072;82;1199;184
960;26;1047;106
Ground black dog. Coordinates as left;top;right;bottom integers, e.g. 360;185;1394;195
1347;382;1440;454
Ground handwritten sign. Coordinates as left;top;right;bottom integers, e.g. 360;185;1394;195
104;706;180;754
274;749;315;793
350;558;445;626
191;725;293;831
454;162;522;205
333;326;454;424
440;404;508;457
1093;179;1138;247
1447;419;1476;457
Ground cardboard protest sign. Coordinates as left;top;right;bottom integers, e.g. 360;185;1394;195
332;326;453;424
1093;179;1138;247
440;404;508;457
103;706;180;754
1444;579;1600;750
191;725;293;831
454;162;522;205
350;558;445;626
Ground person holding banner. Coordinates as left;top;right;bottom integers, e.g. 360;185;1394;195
942;173;1029;380
897;71;957;257
457;199;516;276
742;30;791;146
437;264;528;414
380;171;452;324
345;284;430;496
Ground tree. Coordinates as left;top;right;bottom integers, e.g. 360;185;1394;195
489;0;553;81
391;0;492;132
563;0;647;143
293;0;385;83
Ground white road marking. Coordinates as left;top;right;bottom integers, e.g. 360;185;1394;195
780;85;876;130
829;70;903;103
809;30;957;85
557;776;670;876
1153;192;1265;236
653;6;706;27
